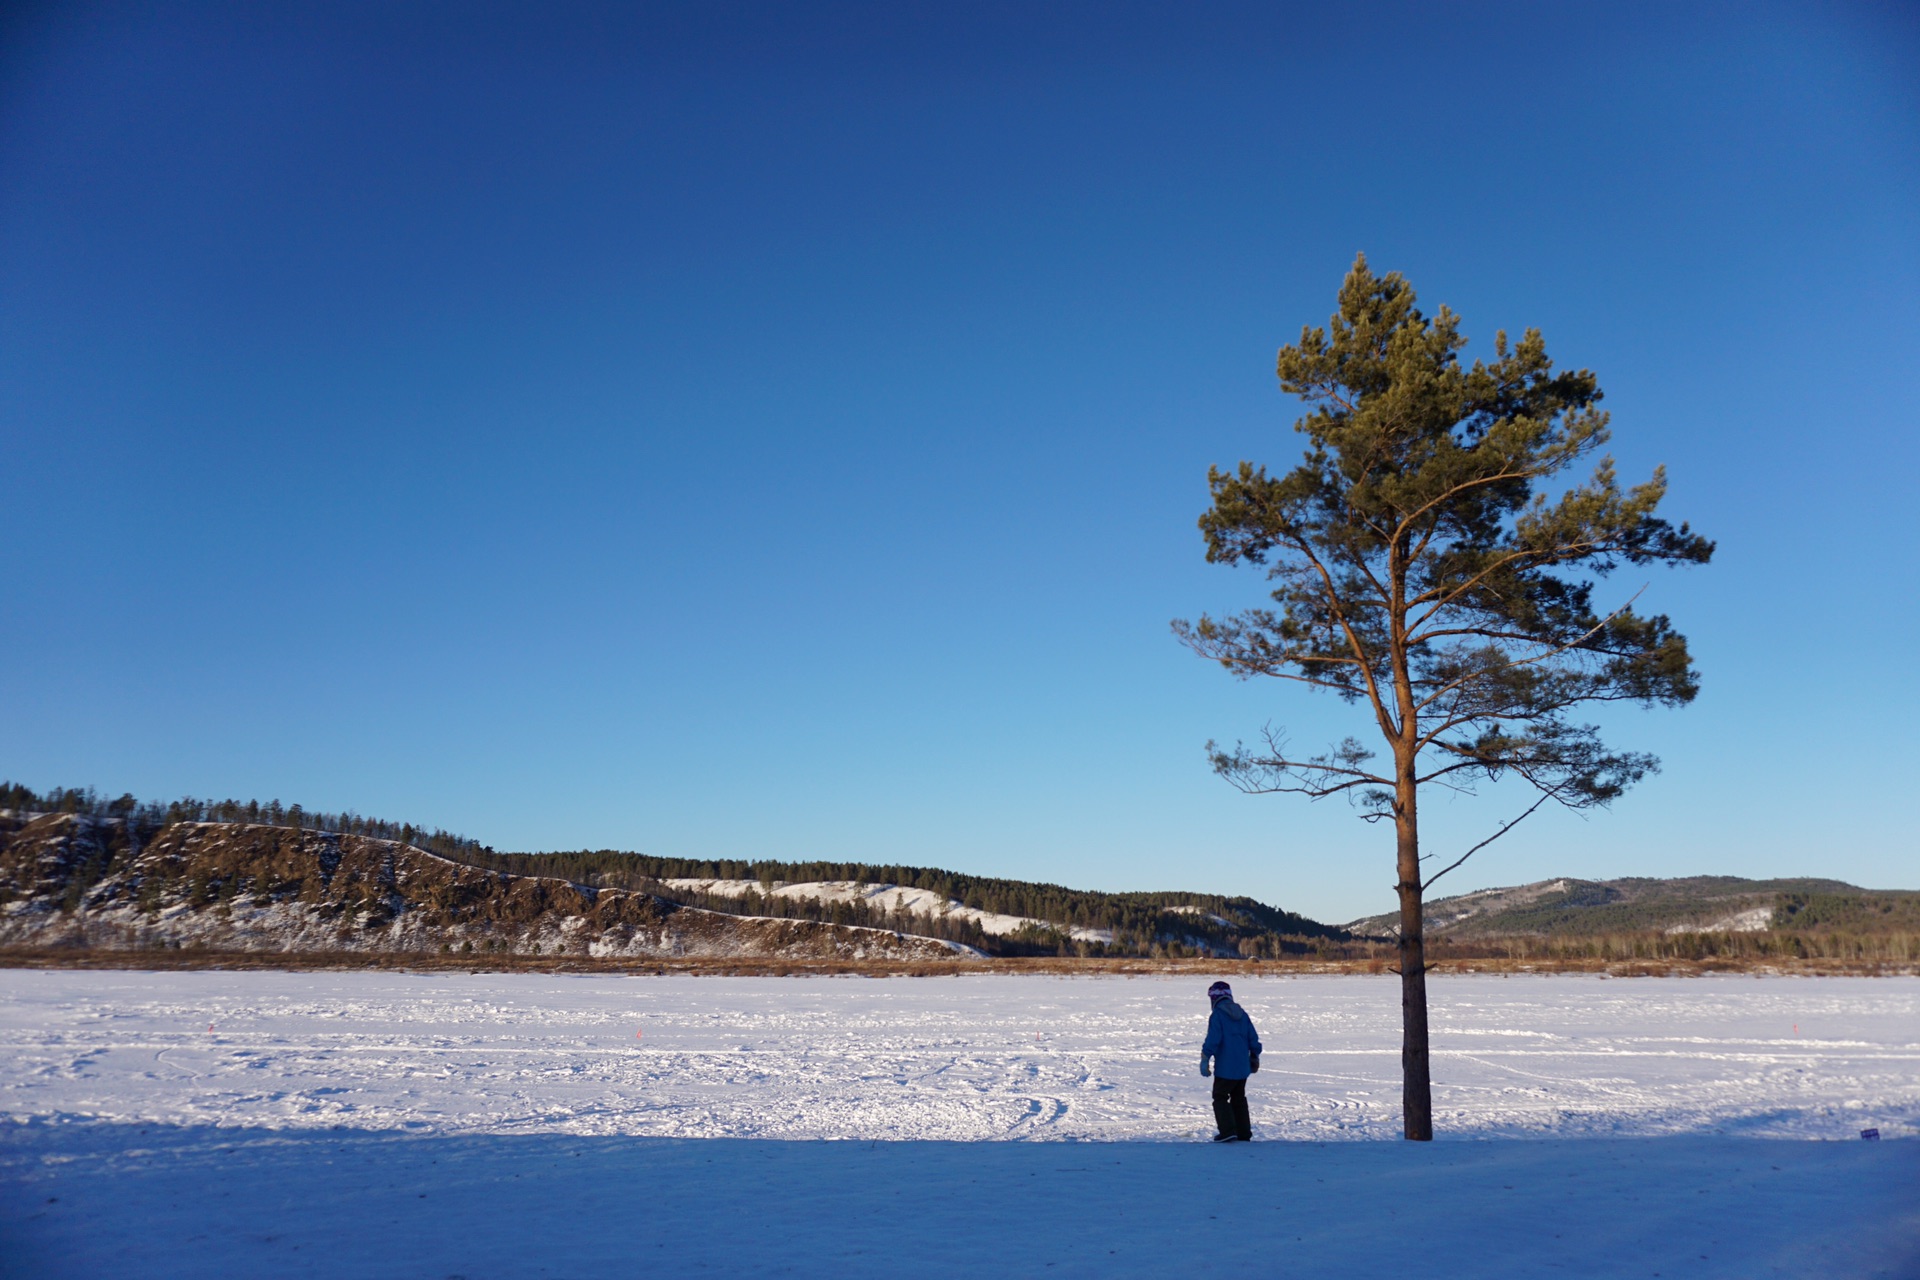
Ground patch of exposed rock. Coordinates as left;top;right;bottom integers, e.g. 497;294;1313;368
0;813;977;962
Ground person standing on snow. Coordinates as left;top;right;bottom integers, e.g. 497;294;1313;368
1200;980;1261;1142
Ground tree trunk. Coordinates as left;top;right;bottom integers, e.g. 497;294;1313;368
1396;771;1433;1141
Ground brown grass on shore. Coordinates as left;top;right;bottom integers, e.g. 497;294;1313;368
1;946;1912;979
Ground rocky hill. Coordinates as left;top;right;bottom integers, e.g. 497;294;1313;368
0;811;973;962
1345;875;1920;940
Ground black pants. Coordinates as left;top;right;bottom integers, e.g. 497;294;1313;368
1212;1075;1251;1140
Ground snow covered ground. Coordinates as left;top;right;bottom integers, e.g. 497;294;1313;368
2;971;1916;1277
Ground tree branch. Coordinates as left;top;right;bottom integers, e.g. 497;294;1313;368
1420;785;1563;892
1410;586;1646;739
1271;530;1402;740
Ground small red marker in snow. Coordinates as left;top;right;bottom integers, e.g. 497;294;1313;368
636;1028;643;1040
208;1024;215;1034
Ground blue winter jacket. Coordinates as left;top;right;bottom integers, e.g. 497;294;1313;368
1202;998;1263;1080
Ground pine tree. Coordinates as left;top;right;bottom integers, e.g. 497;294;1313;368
1177;255;1711;1139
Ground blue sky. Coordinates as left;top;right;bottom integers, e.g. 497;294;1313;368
3;2;1916;923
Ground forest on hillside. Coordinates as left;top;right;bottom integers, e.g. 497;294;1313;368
450;846;1343;956
1349;874;1920;943
0;784;1343;958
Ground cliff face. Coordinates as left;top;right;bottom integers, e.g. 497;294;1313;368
0;813;974;961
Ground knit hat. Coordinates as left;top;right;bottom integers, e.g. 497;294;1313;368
1207;981;1232;1003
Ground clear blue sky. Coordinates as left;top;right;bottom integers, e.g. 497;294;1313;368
3;2;1916;923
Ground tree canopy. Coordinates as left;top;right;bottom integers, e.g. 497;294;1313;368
1177;255;1712;836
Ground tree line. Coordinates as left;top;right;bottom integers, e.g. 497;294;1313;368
0;782;489;865
454;846;1341;944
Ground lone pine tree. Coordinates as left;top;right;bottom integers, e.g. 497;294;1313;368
1175;255;1711;1140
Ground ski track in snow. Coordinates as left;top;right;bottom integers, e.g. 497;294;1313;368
1;971;1915;1143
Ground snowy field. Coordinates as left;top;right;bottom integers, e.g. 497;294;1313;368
2;970;1916;1277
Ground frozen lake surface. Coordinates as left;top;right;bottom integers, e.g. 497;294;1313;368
1;970;1913;1141
2;970;1916;1277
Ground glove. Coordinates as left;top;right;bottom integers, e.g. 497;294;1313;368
1248;1052;1260;1075
1200;1059;1211;1077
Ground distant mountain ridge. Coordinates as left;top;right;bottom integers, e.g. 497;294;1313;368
1345;875;1920;939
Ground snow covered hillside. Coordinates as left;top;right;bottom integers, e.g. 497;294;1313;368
1346;873;1920;940
663;878;1118;944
